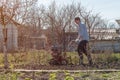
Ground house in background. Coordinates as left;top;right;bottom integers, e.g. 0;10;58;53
116;19;120;35
22;34;47;50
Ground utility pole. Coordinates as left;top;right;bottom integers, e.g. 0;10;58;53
0;6;9;69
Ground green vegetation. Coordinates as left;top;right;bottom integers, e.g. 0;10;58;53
0;50;120;69
64;71;74;80
49;73;56;80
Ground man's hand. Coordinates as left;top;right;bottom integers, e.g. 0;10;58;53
75;35;83;43
75;38;80;43
75;38;80;44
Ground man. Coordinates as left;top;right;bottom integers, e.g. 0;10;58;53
74;17;93;65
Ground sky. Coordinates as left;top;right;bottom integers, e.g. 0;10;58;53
38;0;120;21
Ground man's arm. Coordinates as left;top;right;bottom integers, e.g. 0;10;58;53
77;35;83;40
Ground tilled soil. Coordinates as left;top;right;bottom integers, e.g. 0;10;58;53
14;62;120;70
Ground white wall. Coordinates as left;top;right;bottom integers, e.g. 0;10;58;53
0;24;4;51
6;23;18;51
0;23;18;52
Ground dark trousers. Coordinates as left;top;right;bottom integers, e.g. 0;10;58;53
77;40;92;65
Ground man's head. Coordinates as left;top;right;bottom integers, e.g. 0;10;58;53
74;17;81;25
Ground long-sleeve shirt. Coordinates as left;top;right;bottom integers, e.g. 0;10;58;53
78;23;89;41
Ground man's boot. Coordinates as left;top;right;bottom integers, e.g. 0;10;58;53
88;57;93;66
79;55;84;65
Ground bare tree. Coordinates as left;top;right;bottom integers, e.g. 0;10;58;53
0;0;38;69
45;2;78;51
